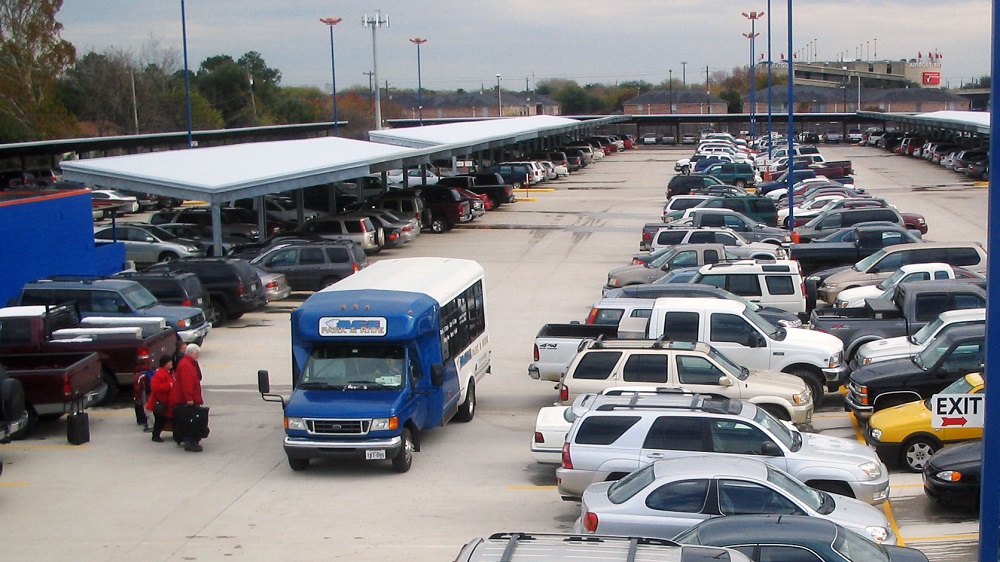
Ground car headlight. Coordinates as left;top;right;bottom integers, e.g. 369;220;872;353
807;275;821;282
285;417;307;431
935;470;963;482
176;318;190;329
828;351;843;368
370;417;398;431
781;235;791;243
859;461;882;479
835;300;848;308
869;428;882;441
778;318;802;328
865;526;890;543
185;245;199;252
792;392;807;405
608;277;621;287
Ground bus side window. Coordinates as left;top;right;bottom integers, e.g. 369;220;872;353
409;352;421;387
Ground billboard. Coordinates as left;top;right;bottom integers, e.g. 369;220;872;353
922;72;941;85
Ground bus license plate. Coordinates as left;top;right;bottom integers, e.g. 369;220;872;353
365;449;386;460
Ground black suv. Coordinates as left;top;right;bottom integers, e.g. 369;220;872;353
666;174;725;198
113;271;213;324
250;240;368;291
146;258;267;324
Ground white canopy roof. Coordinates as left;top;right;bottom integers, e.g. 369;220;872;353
369;115;595;149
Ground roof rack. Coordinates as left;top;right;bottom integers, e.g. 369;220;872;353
483;532;682;562
593;393;736;413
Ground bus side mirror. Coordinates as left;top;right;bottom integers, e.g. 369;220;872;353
258;370;270;394
431;364;444;387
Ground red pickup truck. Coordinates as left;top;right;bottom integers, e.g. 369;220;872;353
0;352;104;439
0;304;177;404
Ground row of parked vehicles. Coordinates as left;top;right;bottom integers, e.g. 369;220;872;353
511;140;987;558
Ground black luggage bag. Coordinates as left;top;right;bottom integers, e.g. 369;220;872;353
66;411;90;445
173;404;209;441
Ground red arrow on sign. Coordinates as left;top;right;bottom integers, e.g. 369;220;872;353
941;417;968;427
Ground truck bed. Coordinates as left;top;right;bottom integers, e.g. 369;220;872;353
529;324;619;382
1;352;105;420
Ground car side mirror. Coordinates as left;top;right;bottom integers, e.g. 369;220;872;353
761;442;783;456
718;377;734;387
431;364;444;387
750;332;767;348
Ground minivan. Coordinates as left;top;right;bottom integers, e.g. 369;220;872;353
250;240;368;291
296;214;381;253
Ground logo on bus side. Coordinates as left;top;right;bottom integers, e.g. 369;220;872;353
318;316;388;336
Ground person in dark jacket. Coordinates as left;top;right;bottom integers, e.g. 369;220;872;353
145;356;174;443
173;343;205;452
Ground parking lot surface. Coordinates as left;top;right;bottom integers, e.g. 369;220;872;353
1;145;985;561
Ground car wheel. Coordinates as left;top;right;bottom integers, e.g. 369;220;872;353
11;405;37;441
901;437;939;472
288;458;310;471
734;179;747;189
99;368;119;405
454;380;476;422
486;196;499;210
681;166;690;174
0;377;26;423
211;302;229;325
787;367;824;406
511;181;523;190
392;428;414;473
158;251;179;262
429;216;448;234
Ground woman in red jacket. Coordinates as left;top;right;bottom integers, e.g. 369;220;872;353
145;356;174;443
173;343;205;452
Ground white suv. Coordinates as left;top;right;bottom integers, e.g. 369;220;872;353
692;259;806;314
555;391;889;505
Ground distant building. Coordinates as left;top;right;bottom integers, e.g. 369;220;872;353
386;92;561;119
622;90;728;115
742;84;970;114
761;57;947;90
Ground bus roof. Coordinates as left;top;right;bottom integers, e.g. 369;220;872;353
319;257;484;306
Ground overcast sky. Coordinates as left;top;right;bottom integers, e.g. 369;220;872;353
57;1;990;94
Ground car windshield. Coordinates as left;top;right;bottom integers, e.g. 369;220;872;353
875;268;910;290
766;465;827;512
913;337;952;370
853;249;887;272
120;284;159;310
753;406;798;450
707;347;748;380
940;374;978;395
833;526;890;561
649;248;679;268
607;463;656;504
300;344;406;390
911;314;946;345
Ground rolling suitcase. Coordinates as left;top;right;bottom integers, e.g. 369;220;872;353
66;411;90;445
173;404;209;441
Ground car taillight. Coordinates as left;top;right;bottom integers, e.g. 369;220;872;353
63;373;72;398
534;431;544;444
237;283;245;296
631;259;643;265
582;512;599;533
389;232;398;241
642;231;652;242
181;299;193;306
266;281;279;289
559;384;569;402
585;309;599;324
561;442;573;469
353;263;360;273
137;346;152;370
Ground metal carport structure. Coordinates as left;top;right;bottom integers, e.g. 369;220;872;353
59;115;623;254
857;110;990;139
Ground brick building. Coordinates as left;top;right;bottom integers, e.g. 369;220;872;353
623;90;728;115
385;92;561;119
741;85;970;114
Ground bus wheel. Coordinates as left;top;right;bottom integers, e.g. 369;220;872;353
392;428;414;473
455;380;476;422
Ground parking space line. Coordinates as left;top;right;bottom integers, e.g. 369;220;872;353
0;482;30;487
882;500;906;546
904;533;979;542
505;485;558;490
848;410;866;443
6;445;92;450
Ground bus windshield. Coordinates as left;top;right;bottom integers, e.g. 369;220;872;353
300;345;406;390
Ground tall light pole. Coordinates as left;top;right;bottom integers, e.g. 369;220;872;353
765;0;773;157
669;69;673;114
409;37;427;126
362;11;389;130
681;61;687;87
496;74;502;117
742;10;763;141
180;0;193;148
320;17;342;135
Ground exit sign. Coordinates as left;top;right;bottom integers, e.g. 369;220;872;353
931;393;984;428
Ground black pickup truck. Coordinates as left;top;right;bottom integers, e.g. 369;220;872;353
810;281;986;389
791;224;922;277
845;323;984;420
436;173;515;209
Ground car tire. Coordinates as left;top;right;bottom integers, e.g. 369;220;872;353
901;437;939;472
288;458;309;471
211;302;229;325
487;196;499;210
99;368;119;405
392;428;414;473
158;251;179;262
734;179;747;188
759;403;791;422
429;215;448;234
681;166;690;174
511;181;523;190
454;380;476;423
0;377;26;423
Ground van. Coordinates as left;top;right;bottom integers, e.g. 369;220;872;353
370;192;428;230
692;195;778;226
250;240;367;291
691;259;806;314
296;214;381;253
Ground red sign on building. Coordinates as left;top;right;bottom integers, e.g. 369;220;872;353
923;72;941;85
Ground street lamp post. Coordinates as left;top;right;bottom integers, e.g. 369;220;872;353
681;61;687;87
180;0;193;148
496;74;502;117
766;0;773;157
320;17;343;135
409;38;427;126
669;69;673;114
742;10;763;141
362;11;389;130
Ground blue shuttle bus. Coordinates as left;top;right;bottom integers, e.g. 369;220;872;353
258;257;490;472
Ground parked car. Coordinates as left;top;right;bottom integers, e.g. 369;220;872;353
90;189;139;214
250;240;368;291
595;284;803;328
145;257;267;324
691;259;807;315
248;264;291;302
153;223;246;256
669;209;790;244
923;440;982;508
665;195;778;227
112;270;213;324
149;207;262;240
834;264;982;308
384;168;440;186
794;207;906;242
574;456;894;544
647;227;784;259
675;515;929;562
696;163;760;189
483;163;531;188
94;223;205;266
866;372;983;472
295;214;381;254
641;133;658;145
353;207;418;243
852;308;985;370
605;244;731;291
666;174;726;198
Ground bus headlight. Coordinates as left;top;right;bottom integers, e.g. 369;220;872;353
285;417;307;430
371;417;399;431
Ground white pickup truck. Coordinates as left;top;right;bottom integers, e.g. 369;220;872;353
834;263;957;308
528;298;844;400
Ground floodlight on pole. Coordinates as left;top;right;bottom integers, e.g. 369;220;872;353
362;11;389;130
496;74;502;117
180;0;193;148
320;17;343;135
681;61;687;86
409;37;427;126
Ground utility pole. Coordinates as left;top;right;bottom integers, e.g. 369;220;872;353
362;10;389;130
363;71;375;112
681;61;687;87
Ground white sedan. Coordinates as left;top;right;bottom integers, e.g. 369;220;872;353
385;168;440;186
91;189;139;214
